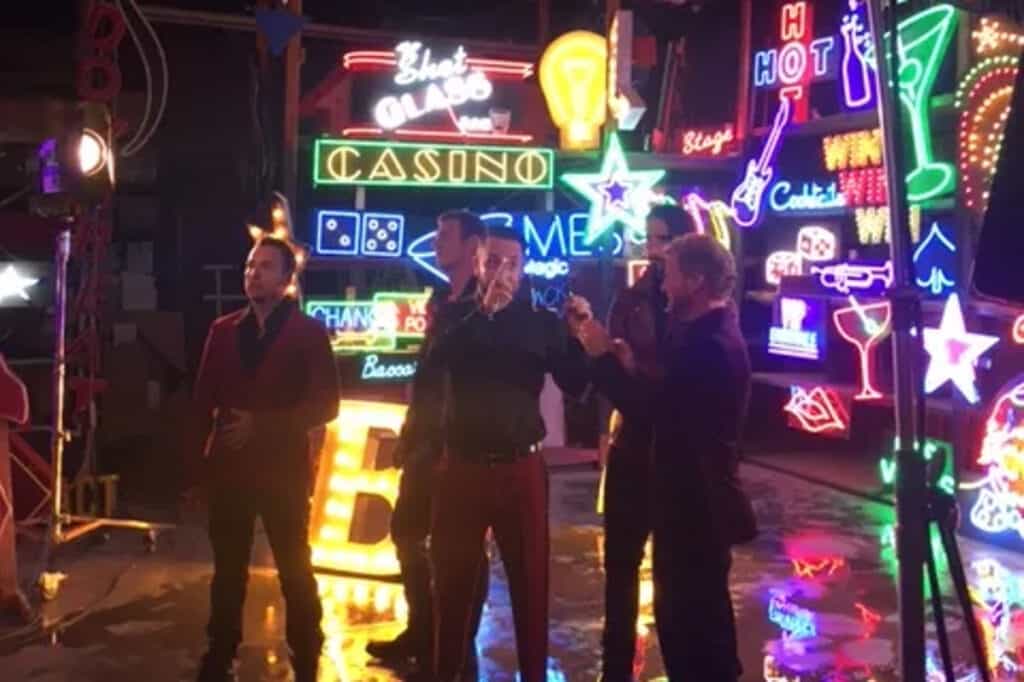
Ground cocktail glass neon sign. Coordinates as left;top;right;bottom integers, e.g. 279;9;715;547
313;139;553;190
539;31;607;151
833;297;892;400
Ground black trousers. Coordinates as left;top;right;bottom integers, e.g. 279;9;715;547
651;519;739;682
391;460;488;664
206;475;323;665
601;445;652;681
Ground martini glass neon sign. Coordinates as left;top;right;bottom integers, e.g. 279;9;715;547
833;296;892;400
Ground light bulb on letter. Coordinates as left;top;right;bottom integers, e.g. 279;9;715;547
539;31;607;151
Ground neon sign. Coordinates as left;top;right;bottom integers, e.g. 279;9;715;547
731;95;791;227
360;354;418;382
247;193;308;299
1014;315;1024;345
315;210;404;258
833;297;892;401
956;55;1019;217
607;11;646;131
310;400;406;576
796;225;837;262
765;250;802;286
769;296;823;361
627;259;649;287
753;2;837;123
339;43;534;143
768;594;817;639
840;1;876;109
912;222;957;296
784;385;850;436
404;212;622;283
768;180;846;213
680;124;737;158
313;139;553;190
879;438;955;495
923;293;999;404
791;557;846;579
823;129;883;171
973;17;1024;55
539;31;607;151
0;265;40;306
307;291;429;355
961;376;1024;542
811;261;893;295
682;193;734;251
855;205;922;245
560;133;665;245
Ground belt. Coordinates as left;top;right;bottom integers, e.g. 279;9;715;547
454;442;543;465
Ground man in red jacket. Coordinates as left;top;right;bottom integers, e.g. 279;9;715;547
187;237;339;682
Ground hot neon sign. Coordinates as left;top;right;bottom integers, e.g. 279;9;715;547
753;1;837;123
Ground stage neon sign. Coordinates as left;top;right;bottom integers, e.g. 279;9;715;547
753;1;837;123
313;139;553;190
680;124;737;158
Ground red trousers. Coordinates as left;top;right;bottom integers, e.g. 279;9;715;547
430;453;549;682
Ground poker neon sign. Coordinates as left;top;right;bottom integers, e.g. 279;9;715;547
313;139;554;189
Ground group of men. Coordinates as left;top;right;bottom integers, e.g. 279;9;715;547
187;204;755;682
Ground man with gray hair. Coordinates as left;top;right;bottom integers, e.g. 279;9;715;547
577;233;756;681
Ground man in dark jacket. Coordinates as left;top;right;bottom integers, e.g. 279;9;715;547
188;238;340;682
580;234;755;682
601;204;693;681
427;227;590;682
365;211;489;676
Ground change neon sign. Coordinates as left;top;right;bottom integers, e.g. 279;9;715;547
313;139;554;189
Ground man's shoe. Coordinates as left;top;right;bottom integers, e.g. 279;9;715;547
196;652;237;682
366;631;417;663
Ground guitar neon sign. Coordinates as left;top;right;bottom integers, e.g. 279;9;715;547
731;96;791;227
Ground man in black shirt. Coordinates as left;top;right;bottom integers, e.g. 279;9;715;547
427;228;589;682
580;234;755;682
365;211;489;675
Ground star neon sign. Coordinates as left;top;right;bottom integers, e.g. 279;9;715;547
560;133;665;245
923;293;1000;404
0;265;39;304
247;192;309;298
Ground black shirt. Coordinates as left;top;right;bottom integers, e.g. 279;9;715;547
237;299;294;371
429;297;589;456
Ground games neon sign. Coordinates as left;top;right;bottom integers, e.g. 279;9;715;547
313;139;553;190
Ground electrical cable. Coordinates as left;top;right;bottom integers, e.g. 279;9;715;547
117;0;152;156
0;186;30;209
122;0;169;157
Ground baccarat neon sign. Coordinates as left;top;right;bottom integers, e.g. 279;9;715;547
340;42;535;143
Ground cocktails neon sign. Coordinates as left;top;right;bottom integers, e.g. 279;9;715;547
769;181;846;213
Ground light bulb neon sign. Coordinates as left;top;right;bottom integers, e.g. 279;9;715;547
539;31;607;151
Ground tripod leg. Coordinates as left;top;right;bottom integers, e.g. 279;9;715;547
925;529;956;682
939;522;993;682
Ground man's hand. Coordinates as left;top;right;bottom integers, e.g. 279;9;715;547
611;339;637;375
480;276;514;316
564;294;593;337
577;319;613;357
220;408;254;450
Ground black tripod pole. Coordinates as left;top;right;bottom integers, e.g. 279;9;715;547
864;1;929;679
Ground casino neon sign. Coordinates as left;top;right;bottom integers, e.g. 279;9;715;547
313;139;553;190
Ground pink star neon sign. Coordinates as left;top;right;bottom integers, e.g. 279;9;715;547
923;294;999;404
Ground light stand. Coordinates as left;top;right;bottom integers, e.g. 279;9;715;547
41;221;172;593
863;1;928;679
